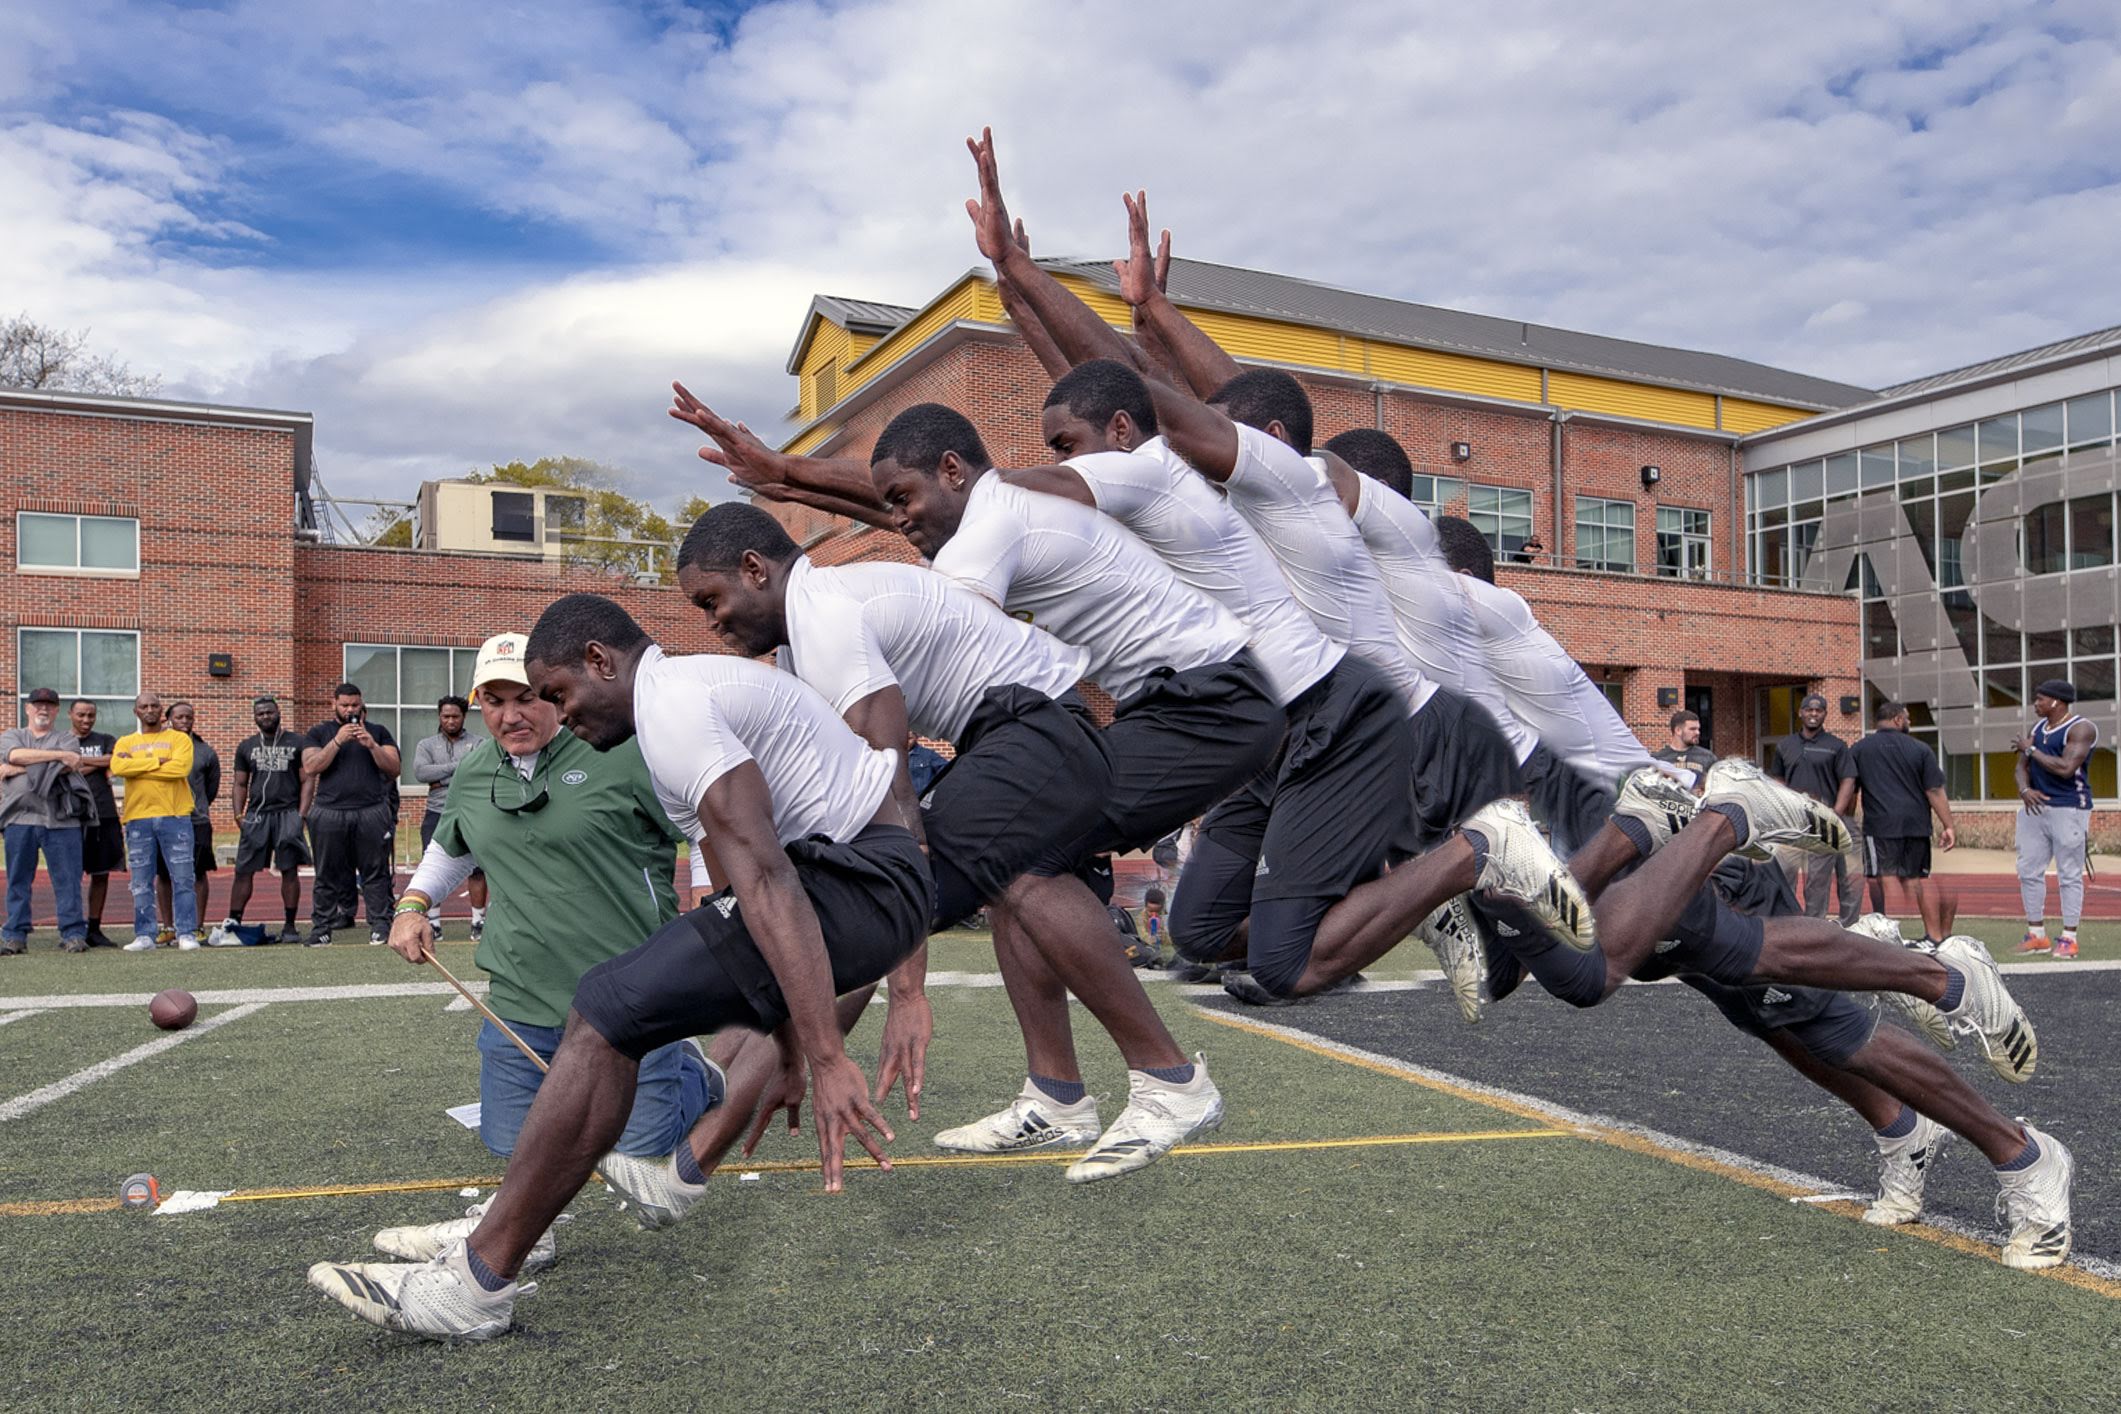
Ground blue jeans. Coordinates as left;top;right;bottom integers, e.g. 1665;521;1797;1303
3;823;86;944
476;1019;720;1160
125;816;196;938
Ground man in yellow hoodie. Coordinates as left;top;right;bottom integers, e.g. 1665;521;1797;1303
111;692;196;951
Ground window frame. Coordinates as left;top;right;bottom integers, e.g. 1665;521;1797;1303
1573;495;1637;573
15;626;140;728
1655;505;1713;581
15;511;141;577
339;643;490;787
1465;484;1534;561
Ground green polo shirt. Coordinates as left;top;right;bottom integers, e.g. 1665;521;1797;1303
433;730;685;1028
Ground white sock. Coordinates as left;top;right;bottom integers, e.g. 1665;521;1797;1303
471;907;486;924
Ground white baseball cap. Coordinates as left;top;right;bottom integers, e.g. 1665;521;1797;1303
472;632;531;690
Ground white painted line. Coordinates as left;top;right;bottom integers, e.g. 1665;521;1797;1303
1212;1012;2121;1283
0;982;484;1011
0;1009;46;1027
0;1003;267;1122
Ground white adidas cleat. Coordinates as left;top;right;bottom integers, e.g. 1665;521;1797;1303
372;1198;557;1272
1845;914;1955;1051
1936;935;2038;1083
934;1079;1101;1154
599;1150;706;1232
1701;757;1852;859
1463;798;1595;953
123;935;157;952
1864;1113;1948;1226
1996;1127;2073;1270
307;1240;526;1341
1066;1054;1223;1184
1416;894;1487;1024
1611;766;1700;852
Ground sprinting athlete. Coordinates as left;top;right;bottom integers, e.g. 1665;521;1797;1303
308;595;933;1340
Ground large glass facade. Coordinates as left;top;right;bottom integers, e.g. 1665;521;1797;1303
1746;387;2121;800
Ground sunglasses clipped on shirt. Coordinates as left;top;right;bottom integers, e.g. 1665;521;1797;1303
489;755;551;814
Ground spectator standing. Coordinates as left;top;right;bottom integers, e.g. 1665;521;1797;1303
218;696;313;945
155;701;220;941
414;695;487;939
67;698;124;947
1652;708;1717;791
1850;700;1956;944
2012;678;2096;959
111;691;197;950
301;682;401;947
1768;692;1860;924
904;732;949;797
1;687;93;955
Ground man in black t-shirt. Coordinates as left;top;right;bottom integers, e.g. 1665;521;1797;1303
68;699;124;948
300;682;401;946
219;696;315;944
1850;700;1956;943
1768;692;1859;924
1651;709;1717;792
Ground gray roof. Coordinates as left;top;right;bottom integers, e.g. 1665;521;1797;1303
1039;256;1876;412
784;295;920;372
1876;324;2121;399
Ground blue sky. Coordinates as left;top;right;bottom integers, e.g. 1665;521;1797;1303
5;0;2118;508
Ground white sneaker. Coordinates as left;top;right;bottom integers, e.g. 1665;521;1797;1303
1066;1054;1222;1184
1846;914;1955;1051
1701;757;1851;859
175;933;200;951
1864;1114;1948;1226
373;1198;558;1273
1996;1127;2073;1270
1463;798;1595;953
934;1079;1101;1154
1611;766;1700;852
599;1149;706;1232
1416;895;1486;1024
307;1240;527;1341
123;935;157;952
1936;935;2038;1082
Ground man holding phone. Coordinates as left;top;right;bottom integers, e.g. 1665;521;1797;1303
301;682;401;946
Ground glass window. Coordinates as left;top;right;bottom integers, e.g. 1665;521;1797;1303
1466;486;1533;560
1897;435;1936;478
16;628;138;728
1825;453;1859;496
2066;392;2113;448
1935;493;1974;588
1755;526;1789;586
1978;415;2019;468
15;512;139;574
342;644;490;784
1857;447;1893;490
1985;665;2024;709
2024;502;2069;575
491;491;536;542
2069;493;2115;569
2071;659;2114;702
2022;402;2065;456
1753;467;1787;507
545;495;587;537
1655;506;1711;580
1984;617;2022;664
1407;475;1466;520
1789;460;1825;502
2027;629;2069;661
1573;496;1636;572
1864;599;1899;659
1790;521;1820;583
2073;625;2115;656
1936;424;1977;470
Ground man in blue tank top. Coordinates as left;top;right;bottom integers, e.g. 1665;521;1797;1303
2012;678;2098;958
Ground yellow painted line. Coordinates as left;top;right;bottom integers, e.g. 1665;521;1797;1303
219;1177;503;1205
0;1198;126;1216
1198;1008;2121;1301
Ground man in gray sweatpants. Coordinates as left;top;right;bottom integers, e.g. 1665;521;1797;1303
2013;677;2097;959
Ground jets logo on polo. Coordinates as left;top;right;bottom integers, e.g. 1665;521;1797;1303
560;770;587;785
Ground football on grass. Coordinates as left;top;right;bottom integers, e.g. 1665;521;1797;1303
149;989;197;1031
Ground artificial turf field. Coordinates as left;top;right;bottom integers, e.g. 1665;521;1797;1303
1;924;2117;1411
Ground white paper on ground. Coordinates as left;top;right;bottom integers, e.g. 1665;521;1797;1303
154;1190;231;1215
446;1101;482;1130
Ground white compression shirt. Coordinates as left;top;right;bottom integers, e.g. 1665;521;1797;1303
930;469;1248;703
1061;442;1341;708
1349;474;1536;762
1455;575;1654;781
1224;426;1431;711
631;645;895;848
778;556;1090;742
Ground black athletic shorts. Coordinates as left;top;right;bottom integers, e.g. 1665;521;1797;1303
1677;975;1878;1067
235;809;312;874
1168;654;1419;992
1029;650;1281;877
1407;686;1523;851
156;819;216;877
924;685;1111;930
1522;745;1614;858
572;824;933;1061
82;819;126;874
1863;833;1931;879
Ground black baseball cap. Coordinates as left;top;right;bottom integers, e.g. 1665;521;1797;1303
25;687;59;705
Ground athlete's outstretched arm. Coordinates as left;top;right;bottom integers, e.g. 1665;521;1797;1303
1126;224;1189;389
990;216;1073;381
669;382;895;529
1117;193;1242;399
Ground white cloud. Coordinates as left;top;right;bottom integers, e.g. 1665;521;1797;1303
2;0;2118;509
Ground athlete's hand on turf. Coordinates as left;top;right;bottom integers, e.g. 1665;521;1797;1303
811;1052;894;1193
1114;191;1161;308
387;910;433;964
742;1030;808;1158
964;127;1018;266
874;991;932;1121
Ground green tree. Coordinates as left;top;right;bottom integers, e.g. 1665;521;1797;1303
470;457;703;583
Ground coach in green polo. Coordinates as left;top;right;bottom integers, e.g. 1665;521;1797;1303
384;632;719;1170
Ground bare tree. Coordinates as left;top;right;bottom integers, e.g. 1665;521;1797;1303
0;315;163;396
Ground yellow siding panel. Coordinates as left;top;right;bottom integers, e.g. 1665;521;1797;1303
842;281;983;396
1360;343;1544;403
1185;309;1361;373
1720;396;1812;434
1046;275;1133;328
786;420;840;456
1548;370;1718;429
